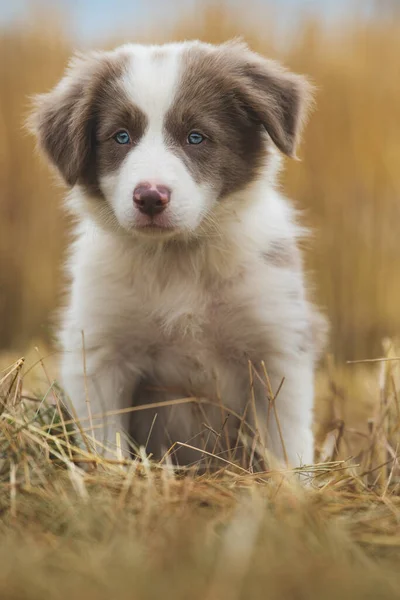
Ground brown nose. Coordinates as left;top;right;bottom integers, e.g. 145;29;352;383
133;183;171;217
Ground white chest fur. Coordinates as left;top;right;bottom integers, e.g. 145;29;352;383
59;190;317;466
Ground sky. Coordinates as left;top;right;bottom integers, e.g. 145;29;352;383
0;0;377;41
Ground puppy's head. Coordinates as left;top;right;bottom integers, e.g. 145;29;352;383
30;41;313;239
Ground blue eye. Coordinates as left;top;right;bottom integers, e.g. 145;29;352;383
187;131;205;145
114;130;131;145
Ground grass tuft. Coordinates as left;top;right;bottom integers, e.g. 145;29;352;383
0;347;399;598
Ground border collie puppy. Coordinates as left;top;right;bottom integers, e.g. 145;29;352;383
31;40;326;468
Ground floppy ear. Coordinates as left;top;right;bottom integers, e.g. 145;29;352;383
28;54;99;186
29;51;125;187
226;43;314;157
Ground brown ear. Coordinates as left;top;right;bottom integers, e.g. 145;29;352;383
224;43;314;157
28;54;98;186
28;51;125;187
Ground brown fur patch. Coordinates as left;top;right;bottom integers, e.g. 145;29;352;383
96;96;147;177
263;239;300;269
226;42;314;158
164;42;313;199
29;50;137;194
164;45;268;198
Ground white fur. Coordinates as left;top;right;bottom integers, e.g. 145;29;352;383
57;42;320;468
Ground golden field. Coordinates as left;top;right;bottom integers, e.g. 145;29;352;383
1;5;400;357
1;3;400;598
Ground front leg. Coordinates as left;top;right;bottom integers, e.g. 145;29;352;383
260;356;315;468
60;347;137;459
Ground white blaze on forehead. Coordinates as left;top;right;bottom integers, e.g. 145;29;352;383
119;44;183;129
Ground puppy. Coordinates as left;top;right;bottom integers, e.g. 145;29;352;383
31;40;326;468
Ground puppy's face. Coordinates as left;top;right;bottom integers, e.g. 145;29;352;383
31;41;312;239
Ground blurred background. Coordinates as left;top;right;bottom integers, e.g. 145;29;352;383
1;0;399;362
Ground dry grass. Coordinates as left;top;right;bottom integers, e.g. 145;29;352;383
0;347;400;599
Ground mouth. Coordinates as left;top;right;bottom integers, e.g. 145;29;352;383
131;220;178;238
132;212;178;236
136;223;176;234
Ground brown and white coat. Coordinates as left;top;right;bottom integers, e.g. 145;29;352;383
31;40;327;468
